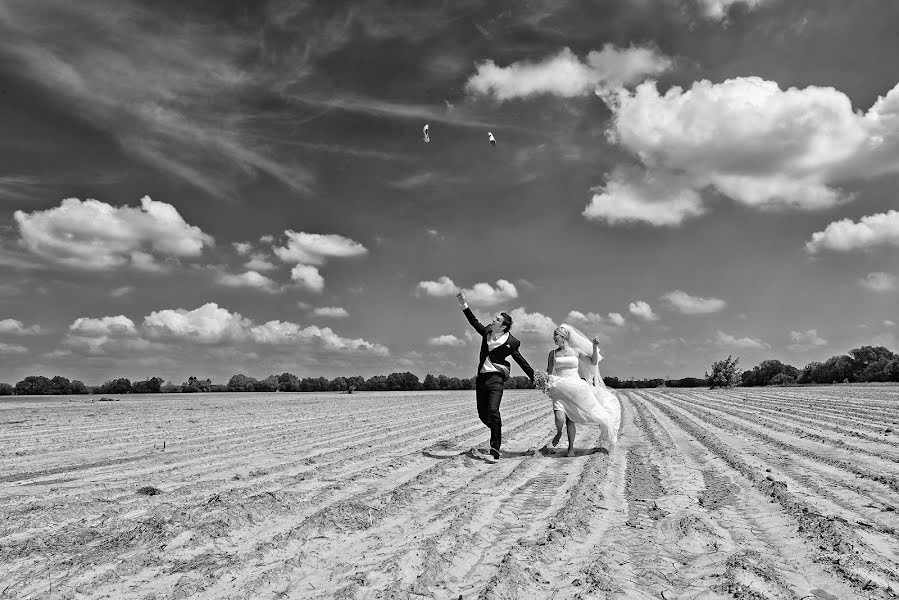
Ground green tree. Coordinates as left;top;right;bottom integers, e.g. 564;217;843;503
70;380;89;394
706;355;741;389
0;383;13;395
132;377;163;393
181;376;211;393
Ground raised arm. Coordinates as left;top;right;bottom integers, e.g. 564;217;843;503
578;336;602;364
456;290;486;336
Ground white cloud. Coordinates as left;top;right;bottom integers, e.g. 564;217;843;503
508;307;557;340
311;306;349;318
696;0;772;21
273;231;368;266
0;3;313;196
607;312;626;327
464;279;518;307
416;275;457;297
806;211;899;254
465;45;672;101
110;285;135;298
69;315;138;337
272;231;367;293
598;77;899;226
0;318;44;335
566;310;604;327
233;242;253;256
428;334;466;347
788;329;828;352
713;330;770;350
13;196;213;271
661;290;726;314
885;320;896;327
858;272;897;292
143;303;250;344
0;342;28;355
628;300;659;321
249;321;388;355
584;168;706;227
216;270;280;294
244;254;277;272
415;276;518;307
291;264;324;293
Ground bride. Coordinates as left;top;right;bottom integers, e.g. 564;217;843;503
544;324;621;456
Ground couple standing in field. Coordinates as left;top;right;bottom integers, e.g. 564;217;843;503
455;291;621;463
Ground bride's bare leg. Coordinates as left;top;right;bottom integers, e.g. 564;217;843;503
566;418;576;457
552;410;566;446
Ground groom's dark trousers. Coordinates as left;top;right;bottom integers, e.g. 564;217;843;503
476;372;505;459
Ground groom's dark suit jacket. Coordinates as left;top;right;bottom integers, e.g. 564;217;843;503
463;307;535;382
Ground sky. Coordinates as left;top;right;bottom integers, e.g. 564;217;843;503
1;0;898;385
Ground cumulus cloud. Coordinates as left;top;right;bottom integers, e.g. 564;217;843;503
565;310;605;327
272;231;367;293
597;77;899;226
858;272;897;292
885;320;896;327
248;321;388;355
628;300;659;321
661;290;726;314
0;342;28;355
56;302;388;360
788;329;828;352
464;280;518;307
0;318;44;335
607;313;626;327
713;330;770;350
312;306;349;318
428;334;466;347
696;0;772;21
69;315;138;337
465;45;672;101
416;276;518;307
216;270;280;294
805;211;899;254
508;307;557;339
291;264;325;293
273;231;368;266
244;254;277;272
584;168;705;227
143;303;250;344
416;276;457;297
13;196;213;271
232;242;252;256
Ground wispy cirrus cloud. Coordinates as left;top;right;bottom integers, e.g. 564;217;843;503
0;0;314;198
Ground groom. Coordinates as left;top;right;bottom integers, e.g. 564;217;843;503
456;290;535;462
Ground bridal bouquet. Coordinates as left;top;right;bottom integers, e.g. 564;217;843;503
533;370;553;393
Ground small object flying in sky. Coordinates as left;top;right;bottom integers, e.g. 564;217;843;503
488;132;496;146
423;124;430;143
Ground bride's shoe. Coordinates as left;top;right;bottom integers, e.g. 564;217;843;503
551;431;562;447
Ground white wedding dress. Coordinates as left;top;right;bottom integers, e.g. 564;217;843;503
547;354;621;446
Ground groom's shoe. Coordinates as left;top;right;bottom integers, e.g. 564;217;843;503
483;453;498;464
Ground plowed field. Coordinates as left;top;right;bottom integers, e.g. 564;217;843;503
2;386;898;599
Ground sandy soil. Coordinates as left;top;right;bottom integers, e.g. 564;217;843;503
1;386;898;599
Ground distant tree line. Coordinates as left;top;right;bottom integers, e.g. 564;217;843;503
1;345;895;395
